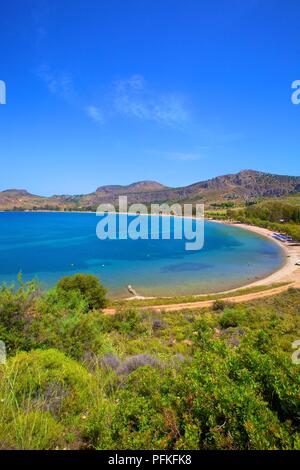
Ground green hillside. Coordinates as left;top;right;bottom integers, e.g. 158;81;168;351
1;275;300;450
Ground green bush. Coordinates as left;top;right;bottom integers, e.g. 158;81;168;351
107;367;177;450
0;349;112;449
104;309;140;335
173;345;296;450
1;349;98;422
33;290;112;359
0;278;112;360
57;274;107;309
0;280;38;353
238;340;300;423
0;411;64;450
212;299;227;311
220;307;245;328
212;300;234;312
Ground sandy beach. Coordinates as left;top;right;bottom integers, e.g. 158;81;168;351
224;223;300;289
104;221;300;314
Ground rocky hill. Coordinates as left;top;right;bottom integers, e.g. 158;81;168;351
1;170;299;211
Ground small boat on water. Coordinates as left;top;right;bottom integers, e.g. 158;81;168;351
295;261;300;266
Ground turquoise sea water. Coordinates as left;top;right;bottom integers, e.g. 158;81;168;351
0;212;284;297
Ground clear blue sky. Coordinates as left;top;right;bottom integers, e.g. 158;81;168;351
0;0;299;196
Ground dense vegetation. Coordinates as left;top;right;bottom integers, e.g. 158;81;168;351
0;275;300;450
225;197;300;241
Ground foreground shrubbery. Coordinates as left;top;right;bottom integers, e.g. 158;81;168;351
57;274;107;310
0;349;111;449
0;275;300;449
0;275;111;360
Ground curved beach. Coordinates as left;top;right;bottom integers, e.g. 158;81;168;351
223;223;300;289
104;222;300;313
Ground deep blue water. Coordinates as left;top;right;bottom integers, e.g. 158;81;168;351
0;212;284;297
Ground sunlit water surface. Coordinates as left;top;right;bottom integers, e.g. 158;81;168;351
0;212;284;297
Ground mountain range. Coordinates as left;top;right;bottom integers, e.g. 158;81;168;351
1;170;299;211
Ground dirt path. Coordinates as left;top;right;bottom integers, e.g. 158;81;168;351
103;281;299;315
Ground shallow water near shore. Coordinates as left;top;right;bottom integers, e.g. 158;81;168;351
0;212;285;297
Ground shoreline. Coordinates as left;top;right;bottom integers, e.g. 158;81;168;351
121;220;300;301
1;211;299;306
120;221;300;306
208;221;300;290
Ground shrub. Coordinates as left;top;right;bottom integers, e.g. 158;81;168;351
116;354;160;375
0;349;112;449
98;353;160;375
105;309;140;334
152;319;166;330
212;300;226;311
0;278;112;360
173;347;295;450
220;307;245;328
238;342;300;424
107;367;176;450
0;411;64;450
0;280;38;353
31;300;112;360
195;318;213;348
1;349;98;423
100;353;121;371
57;274;107;309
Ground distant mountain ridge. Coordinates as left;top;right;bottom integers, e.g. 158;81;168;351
1;170;299;210
95;181;168;194
186;170;300;197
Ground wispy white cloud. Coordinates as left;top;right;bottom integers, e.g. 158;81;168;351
85;105;104;123
37;69;189;128
113;75;189;127
146;149;205;161
32;3;189;129
37;65;104;125
37;65;76;102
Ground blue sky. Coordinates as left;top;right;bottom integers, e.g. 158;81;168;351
0;0;299;195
